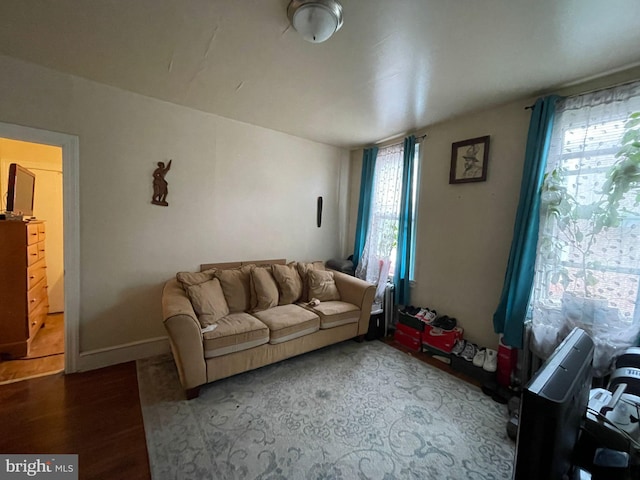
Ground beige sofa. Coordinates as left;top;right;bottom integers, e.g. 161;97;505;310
162;259;376;398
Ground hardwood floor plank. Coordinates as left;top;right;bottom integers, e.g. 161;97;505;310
0;313;65;384
0;361;151;480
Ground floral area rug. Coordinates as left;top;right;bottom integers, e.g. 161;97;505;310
137;340;514;480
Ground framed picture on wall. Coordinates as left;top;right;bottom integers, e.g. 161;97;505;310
449;135;490;184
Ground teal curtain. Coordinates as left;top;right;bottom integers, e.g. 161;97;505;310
493;96;560;348
393;135;416;305
353;147;378;269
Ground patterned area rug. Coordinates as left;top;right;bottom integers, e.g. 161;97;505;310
137;341;514;480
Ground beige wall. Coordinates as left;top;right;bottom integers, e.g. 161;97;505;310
348;100;532;349
412;100;532;349
0;139;64;313
0;54;349;353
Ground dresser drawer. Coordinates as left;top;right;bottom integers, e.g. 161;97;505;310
28;303;48;339
27;277;48;313
27;243;40;266
27;259;47;291
37;223;46;242
37;241;46;261
26;223;40;245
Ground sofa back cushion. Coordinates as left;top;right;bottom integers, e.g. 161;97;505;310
176;268;217;287
308;269;341;302
184;278;230;327
214;265;254;313
250;266;279;312
272;262;303;305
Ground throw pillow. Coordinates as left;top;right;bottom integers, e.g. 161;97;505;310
250;266;279;312
214;265;253;313
184;278;229;327
272;262;303;305
297;261;326;302
308;269;340;302
176;268;217;287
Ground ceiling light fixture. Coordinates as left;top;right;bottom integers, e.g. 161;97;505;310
287;0;343;44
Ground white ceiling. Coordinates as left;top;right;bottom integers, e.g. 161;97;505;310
1;0;640;148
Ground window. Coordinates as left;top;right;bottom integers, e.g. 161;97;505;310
389;143;420;281
356;142;420;287
529;84;640;375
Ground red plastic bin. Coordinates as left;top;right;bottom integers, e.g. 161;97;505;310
497;338;518;387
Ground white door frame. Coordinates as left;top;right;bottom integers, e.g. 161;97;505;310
0;121;79;373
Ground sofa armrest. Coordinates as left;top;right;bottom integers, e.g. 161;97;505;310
332;271;376;336
162;278;206;390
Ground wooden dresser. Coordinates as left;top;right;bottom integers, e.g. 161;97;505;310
0;220;49;358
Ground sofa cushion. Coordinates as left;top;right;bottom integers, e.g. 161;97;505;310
297;261;326;302
176;268;217;287
184;278;229;327
308;269;340;301
214;265;253;313
272;262;303;305
250;266;279;312
305;301;360;329
202;312;269;358
252;304;319;344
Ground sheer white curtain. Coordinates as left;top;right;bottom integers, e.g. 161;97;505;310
530;82;640;375
356;143;404;306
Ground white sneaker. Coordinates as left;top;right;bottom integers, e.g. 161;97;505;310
483;349;497;372
472;348;486;367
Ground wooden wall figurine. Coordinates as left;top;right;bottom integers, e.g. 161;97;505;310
152;159;172;206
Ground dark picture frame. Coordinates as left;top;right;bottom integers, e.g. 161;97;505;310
449;135;490;184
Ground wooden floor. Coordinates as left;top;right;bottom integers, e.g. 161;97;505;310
0;361;151;479
0;336;478;480
0;313;65;384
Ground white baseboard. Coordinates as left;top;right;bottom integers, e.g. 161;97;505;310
77;336;170;372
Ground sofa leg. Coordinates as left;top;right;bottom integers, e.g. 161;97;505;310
354;335;365;343
185;386;201;400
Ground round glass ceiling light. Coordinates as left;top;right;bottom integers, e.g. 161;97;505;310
287;0;343;44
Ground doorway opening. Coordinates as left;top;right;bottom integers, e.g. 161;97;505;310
0;139;64;383
0;122;79;383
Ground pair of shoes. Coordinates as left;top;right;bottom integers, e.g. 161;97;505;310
402;305;421;316
460;342;477;362
451;339;466;356
472;348;486;367
472;348;497;371
432;315;456;330
417;308;437;322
